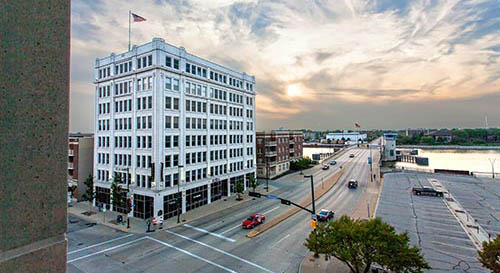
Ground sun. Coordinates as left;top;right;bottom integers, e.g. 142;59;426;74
287;84;302;97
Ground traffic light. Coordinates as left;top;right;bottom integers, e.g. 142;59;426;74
310;220;317;229
280;199;291;206
248;192;261;198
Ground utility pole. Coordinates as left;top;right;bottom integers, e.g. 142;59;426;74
489;158;496;179
304;175;316;215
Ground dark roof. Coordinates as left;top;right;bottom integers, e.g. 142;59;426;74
425;130;452;137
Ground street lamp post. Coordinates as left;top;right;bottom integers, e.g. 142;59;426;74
304;175;316;216
127;168;131;229
177;165;184;224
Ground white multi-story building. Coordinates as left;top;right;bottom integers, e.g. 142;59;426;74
93;38;256;220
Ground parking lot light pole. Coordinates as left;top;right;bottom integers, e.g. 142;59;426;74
489;158;496;178
304;175;316;215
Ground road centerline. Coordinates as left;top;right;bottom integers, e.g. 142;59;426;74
183;223;236;242
164;229;276;273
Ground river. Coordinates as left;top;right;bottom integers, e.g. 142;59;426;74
305;147;500;176
396;149;500;176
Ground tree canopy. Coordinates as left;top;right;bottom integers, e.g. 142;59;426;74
478;235;500;272
305;216;430;273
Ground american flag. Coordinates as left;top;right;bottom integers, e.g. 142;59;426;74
355;123;361;128
132;13;146;22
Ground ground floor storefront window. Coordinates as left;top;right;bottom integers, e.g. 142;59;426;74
133;194;153;219
186;185;208;212
163;193;180;220
211;180;222;202
96;186;110;210
113;191;128;214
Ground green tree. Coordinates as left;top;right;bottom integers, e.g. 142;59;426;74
82;174;94;214
235;179;244;201
420;136;434;145
248;174;259;192
305;216;430;273
111;174;126;213
478;235;500;272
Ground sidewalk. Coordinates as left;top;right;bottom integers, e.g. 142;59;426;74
68;185;277;234
299;149;382;273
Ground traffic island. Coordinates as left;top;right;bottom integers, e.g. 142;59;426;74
246;167;348;238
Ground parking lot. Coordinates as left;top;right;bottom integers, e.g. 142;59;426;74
438;176;500;236
376;173;487;273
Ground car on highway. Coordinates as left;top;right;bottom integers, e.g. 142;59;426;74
322;164;330;170
349;154;355;158
329;160;337;165
412;186;444;197
348;179;358;189
242;213;266;229
316;209;335;222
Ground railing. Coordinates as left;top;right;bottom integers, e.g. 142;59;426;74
265;151;277;157
265;141;277;146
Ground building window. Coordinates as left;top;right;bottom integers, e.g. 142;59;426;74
165;77;172;90
173;59;179;69
173;79;179;91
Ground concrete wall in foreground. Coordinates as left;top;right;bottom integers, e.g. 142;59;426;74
0;1;70;272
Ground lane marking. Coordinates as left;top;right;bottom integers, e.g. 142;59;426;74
68;234;134;255
165;229;276;273
261;206;280;215
67;237;147;263
147;237;238;273
219;224;241;235
272;234;290;247
183;224;236;243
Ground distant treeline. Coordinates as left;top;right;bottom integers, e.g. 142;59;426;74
398;128;500;146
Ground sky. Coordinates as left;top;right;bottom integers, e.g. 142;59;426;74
70;0;500;132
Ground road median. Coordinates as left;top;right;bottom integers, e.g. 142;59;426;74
246;165;349;238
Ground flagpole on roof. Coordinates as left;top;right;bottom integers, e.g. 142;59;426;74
128;10;131;51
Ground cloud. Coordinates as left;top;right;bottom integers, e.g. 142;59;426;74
70;0;500;131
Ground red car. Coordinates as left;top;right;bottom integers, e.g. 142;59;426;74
242;213;266;229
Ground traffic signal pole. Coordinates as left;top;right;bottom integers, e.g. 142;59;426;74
304;175;315;215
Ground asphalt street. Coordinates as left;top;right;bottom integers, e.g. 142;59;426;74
67;147;377;273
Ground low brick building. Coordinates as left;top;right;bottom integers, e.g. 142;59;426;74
68;132;94;200
256;131;303;179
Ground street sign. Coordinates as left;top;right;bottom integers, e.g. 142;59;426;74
368;157;372;164
280;199;291;205
266;195;279;199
